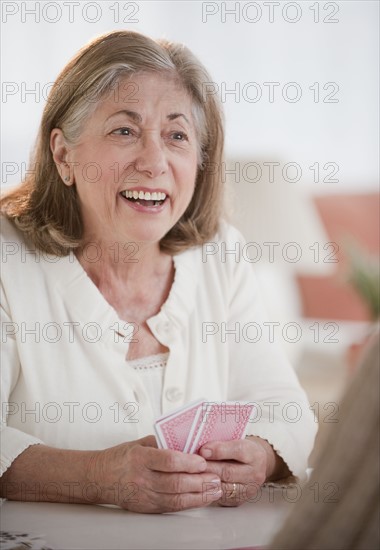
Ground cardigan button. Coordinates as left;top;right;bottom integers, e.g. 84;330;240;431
165;387;183;402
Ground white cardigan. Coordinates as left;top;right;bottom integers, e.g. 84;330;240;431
0;216;317;478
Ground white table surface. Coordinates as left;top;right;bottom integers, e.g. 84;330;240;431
0;487;296;550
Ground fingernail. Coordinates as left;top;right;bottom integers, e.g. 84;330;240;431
198;460;207;471
212;489;223;499
201;448;212;458
211;478;221;486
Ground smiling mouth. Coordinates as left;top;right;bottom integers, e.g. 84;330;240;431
120;189;167;207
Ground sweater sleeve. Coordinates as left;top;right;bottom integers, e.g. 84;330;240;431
0;282;43;477
224;224;317;479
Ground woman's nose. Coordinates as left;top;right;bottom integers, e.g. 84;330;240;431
134;136;168;178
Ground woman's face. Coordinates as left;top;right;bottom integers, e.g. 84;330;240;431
66;73;199;247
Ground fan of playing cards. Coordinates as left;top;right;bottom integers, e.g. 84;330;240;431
154;399;255;454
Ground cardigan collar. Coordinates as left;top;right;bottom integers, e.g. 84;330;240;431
47;244;201;350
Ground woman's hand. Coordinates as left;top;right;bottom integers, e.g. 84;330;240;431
199;436;290;507
89;435;223;513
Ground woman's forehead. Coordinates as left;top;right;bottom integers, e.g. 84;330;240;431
94;73;194;122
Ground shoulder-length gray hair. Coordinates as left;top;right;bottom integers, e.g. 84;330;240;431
1;30;225;255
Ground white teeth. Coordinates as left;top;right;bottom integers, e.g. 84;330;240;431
121;190;167;201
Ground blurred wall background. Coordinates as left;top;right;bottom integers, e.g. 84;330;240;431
1;0;379;405
2;1;378;190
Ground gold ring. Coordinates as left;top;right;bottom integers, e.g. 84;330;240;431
225;482;238;499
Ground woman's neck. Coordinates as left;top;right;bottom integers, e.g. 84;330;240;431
75;237;175;327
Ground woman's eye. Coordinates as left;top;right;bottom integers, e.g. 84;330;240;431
112;127;133;136
171;131;188;141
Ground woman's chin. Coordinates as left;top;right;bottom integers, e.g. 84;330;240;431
119;227;168;247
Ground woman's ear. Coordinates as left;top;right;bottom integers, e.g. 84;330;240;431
50;129;74;186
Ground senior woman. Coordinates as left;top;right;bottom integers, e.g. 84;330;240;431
0;30;316;513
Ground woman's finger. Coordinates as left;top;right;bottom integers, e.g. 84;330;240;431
218;481;261;507
199;438;263;464
151;472;221;495
124;478;223;513
136;435;159;448
141;446;208;474
204;460;259;485
220;481;241;507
